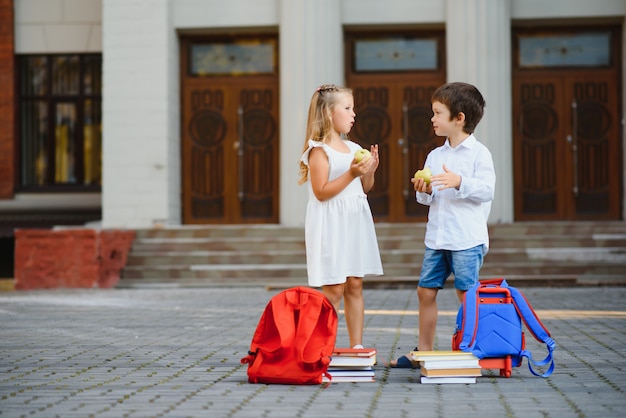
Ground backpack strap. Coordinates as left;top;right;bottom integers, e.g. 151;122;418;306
508;285;556;378
458;282;481;354
246;289;298;358
293;291;324;363
458;279;508;354
273;287;304;349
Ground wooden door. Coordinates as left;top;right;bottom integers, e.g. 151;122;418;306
348;78;444;221
512;27;621;220
181;36;279;224
345;31;446;222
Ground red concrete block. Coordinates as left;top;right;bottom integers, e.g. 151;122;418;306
14;229;136;290
98;230;136;288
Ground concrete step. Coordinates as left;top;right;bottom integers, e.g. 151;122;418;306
121;260;625;279
116;273;624;290
120;221;626;288
129;235;626;253
126;245;626;266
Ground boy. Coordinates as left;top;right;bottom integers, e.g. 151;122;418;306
391;82;496;368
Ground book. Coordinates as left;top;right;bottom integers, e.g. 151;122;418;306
420;359;481;369
323;375;376;383
328;365;373;371
410;350;479;362
327;368;375;378
324;366;375;383
411;350;480;369
332;347;377;358
420;367;482;377
420;376;477;384
329;356;376;368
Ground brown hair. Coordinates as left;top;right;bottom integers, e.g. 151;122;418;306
432;82;485;134
298;84;353;185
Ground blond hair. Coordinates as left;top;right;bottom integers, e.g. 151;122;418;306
298;84;353;185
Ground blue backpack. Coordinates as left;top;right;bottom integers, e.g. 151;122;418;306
452;278;556;377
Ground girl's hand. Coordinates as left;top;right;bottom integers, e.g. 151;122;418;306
351;144;379;177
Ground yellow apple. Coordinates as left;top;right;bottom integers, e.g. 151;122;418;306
414;166;432;185
354;149;371;163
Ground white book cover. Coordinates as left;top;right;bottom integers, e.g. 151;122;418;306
420;359;480;369
420;376;477;384
329;356;376;367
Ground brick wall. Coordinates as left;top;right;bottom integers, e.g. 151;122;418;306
14;228;135;290
0;0;14;199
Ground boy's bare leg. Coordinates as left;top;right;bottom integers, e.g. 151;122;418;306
390;285;439;367
456;288;466;303
343;277;364;347
417;287;439;351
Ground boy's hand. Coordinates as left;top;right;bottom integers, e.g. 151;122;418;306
411;176;432;193
431;164;461;190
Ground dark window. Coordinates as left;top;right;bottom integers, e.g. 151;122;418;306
17;54;102;190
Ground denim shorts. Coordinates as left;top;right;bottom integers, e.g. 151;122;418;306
418;245;486;291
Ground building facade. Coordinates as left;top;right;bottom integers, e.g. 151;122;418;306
1;0;625;276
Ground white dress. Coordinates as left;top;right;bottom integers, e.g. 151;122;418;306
301;139;384;287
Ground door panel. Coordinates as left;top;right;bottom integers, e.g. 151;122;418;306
567;75;620;218
349;78;443;222
182;78;279;224
345;30;446;222
513;74;620;220
512;26;621;221
513;77;565;219
180;35;279;224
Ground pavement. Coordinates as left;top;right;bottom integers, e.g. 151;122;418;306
1;284;625;418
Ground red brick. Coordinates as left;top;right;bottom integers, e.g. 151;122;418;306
14;229;136;290
0;0;15;199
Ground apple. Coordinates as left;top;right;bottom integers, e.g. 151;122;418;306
414;166;432;185
354;149;371;163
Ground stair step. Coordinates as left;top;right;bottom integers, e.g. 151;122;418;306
120;221;626;288
116;274;623;290
121;260;624;279
126;246;626;266
129;236;626;253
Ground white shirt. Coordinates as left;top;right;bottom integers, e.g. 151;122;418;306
416;134;496;251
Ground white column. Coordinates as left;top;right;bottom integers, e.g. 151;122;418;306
102;0;180;228
446;0;513;223
278;0;343;226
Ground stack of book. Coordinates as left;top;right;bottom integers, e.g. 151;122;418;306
323;347;377;383
410;350;482;384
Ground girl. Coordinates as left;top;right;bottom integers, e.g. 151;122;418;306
299;84;383;349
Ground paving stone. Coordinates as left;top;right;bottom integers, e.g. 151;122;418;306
1;286;625;417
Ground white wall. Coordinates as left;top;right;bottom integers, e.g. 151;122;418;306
341;0;444;24
512;0;625;18
102;0;178;228
14;0;102;53
172;0;277;28
445;0;513;223
12;0;626;226
278;0;344;227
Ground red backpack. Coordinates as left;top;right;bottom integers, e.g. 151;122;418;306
240;286;338;384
